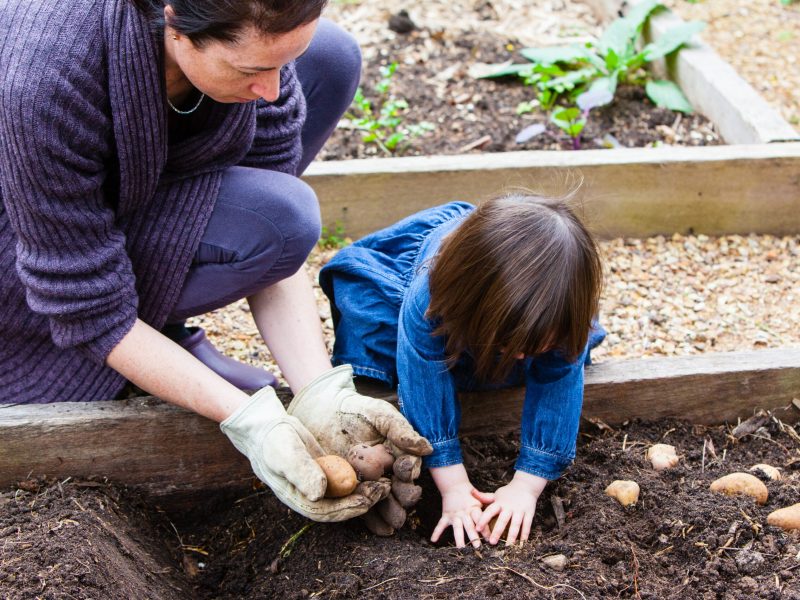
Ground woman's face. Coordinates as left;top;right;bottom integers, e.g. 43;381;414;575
165;13;318;104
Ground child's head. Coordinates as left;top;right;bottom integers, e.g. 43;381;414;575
427;192;602;382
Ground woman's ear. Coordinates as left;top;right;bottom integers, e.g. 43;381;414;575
163;4;175;28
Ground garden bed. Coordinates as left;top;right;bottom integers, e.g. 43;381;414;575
3;415;799;599
319;29;721;159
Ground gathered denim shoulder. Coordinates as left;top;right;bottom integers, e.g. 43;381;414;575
319;202;474;385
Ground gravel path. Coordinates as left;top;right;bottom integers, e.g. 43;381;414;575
187;0;800;381
666;0;800;131
189;233;800;382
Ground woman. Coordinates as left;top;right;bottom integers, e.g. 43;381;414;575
0;0;430;521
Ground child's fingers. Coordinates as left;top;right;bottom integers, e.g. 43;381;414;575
452;520;466;548
471;489;495;504
476;502;501;533
505;512;524;546
520;512;535;544
470;506;483;528
461;515;482;549
430;516;451;543
489;511;512;545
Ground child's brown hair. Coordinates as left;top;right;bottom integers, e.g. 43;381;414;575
427;192;602;383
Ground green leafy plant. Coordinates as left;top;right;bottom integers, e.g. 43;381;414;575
478;0;704;115
342;62;435;155
318;222;351;250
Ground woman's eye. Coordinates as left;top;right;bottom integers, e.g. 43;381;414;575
240;71;258;78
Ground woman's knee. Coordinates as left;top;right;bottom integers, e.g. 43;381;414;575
215;168;321;271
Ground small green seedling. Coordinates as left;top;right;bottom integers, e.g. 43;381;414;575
318;222;350;250
478;0;703;116
341;62;435;155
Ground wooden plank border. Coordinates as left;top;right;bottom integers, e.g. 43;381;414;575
1;349;798;500
304;143;800;239
583;0;800;144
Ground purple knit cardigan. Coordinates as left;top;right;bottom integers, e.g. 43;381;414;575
0;0;306;403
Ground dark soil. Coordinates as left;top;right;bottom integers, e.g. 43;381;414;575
319;30;722;160
3;415;800;599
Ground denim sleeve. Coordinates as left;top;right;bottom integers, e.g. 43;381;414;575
517;344;589;480
396;278;463;469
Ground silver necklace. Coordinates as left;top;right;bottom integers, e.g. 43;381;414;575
167;92;205;115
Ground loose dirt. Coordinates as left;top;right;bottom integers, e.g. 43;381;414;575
4;415;799;599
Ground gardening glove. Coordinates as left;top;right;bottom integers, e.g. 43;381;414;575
221;385;390;522
287;364;433;459
288;365;430;535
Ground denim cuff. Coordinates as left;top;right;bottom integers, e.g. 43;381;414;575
422;438;463;469
515;445;573;480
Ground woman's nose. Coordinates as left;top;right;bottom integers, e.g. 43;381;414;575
250;71;281;102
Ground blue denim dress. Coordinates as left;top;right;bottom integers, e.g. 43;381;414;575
319;202;605;480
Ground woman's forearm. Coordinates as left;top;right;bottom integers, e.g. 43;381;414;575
106;319;249;422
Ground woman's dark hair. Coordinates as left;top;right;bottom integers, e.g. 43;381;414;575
132;0;328;47
427;193;603;383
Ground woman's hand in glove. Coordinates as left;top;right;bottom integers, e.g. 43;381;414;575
221;385;390;522
287;364;433;458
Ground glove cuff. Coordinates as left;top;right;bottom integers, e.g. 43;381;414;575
287;364;354;415
220;385;285;453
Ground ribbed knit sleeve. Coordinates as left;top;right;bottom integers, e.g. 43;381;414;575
0;0;138;364
238;63;306;175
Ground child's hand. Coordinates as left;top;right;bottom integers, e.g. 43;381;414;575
473;471;548;546
429;464;486;549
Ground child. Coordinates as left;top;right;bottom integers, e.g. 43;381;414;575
319;193;605;548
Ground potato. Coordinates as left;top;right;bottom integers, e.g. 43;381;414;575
347;443;394;481
605;480;640;507
391;477;423;509
392;454;422;482
315;455;358;498
709;472;769;505
361;510;395;537
766;503;800;531
749;463;782;481
646;444;679;471
376;493;407;529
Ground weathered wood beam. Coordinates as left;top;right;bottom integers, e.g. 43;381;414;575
304;143;800;239
1;349;798;501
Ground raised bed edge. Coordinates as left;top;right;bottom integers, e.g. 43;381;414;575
583;0;799;144
304;142;800;239
1;348;798;502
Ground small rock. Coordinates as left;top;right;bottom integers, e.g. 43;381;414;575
735;550;765;575
541;554;568;571
388;10;416;34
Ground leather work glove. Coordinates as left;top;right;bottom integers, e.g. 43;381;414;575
221;385;390;522
287;364;433;458
288;365;432;535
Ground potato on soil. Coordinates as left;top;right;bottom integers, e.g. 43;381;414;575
392;454;422;482
391;477;423;509
361;509;395;537
347;443;393;481
315;455;358;498
749;463;781;481
646;444;679;471
766;504;800;531
605;480;640;507
709;472;769;505
376;493;407;529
